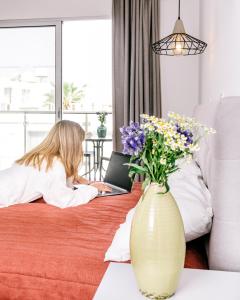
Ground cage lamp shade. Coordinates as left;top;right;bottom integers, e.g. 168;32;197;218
152;0;207;56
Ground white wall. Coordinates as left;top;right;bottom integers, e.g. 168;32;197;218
200;0;240;103
0;0;112;20
160;0;200;117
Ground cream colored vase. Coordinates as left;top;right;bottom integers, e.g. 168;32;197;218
130;183;186;299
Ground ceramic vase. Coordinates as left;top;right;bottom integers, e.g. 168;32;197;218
130;183;186;299
97;125;107;138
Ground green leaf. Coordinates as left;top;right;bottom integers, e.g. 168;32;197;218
126;163;147;173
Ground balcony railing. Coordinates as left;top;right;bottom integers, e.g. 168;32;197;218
0;110;113;171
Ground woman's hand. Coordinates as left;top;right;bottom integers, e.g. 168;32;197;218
89;182;112;193
74;177;112;193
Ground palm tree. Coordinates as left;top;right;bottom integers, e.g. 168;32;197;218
44;82;86;110
63;82;86;110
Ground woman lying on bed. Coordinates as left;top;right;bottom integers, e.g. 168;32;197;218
0;120;111;209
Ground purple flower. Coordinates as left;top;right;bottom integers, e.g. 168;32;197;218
175;123;193;146
120;121;145;156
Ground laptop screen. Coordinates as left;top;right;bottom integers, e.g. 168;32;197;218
104;152;133;192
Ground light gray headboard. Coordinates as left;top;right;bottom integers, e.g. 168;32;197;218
194;97;240;272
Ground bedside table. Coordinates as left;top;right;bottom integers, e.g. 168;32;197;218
93;263;240;300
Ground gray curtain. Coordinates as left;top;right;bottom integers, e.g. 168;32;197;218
112;0;161;151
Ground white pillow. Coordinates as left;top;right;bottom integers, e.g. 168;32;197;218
104;160;213;262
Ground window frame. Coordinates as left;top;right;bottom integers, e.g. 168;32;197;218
0;17;111;123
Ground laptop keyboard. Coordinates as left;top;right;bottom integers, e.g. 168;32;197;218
98;184;126;196
98;188;117;196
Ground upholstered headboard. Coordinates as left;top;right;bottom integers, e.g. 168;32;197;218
194;97;240;272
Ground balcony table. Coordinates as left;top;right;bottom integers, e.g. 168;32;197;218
85;137;112;180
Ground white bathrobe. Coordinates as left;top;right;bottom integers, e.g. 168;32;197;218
0;159;98;209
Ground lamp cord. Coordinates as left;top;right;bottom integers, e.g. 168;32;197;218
178;0;181;19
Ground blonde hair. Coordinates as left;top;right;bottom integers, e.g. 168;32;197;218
16;120;85;180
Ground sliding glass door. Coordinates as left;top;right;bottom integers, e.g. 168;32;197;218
0;19;112;171
62;20;112;159
0;21;62;169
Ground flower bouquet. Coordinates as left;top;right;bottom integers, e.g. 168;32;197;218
97;111;108;125
120;112;215;191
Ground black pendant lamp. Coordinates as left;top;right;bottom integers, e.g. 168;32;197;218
152;0;207;56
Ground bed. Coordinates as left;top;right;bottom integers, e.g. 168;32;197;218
0;183;208;300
